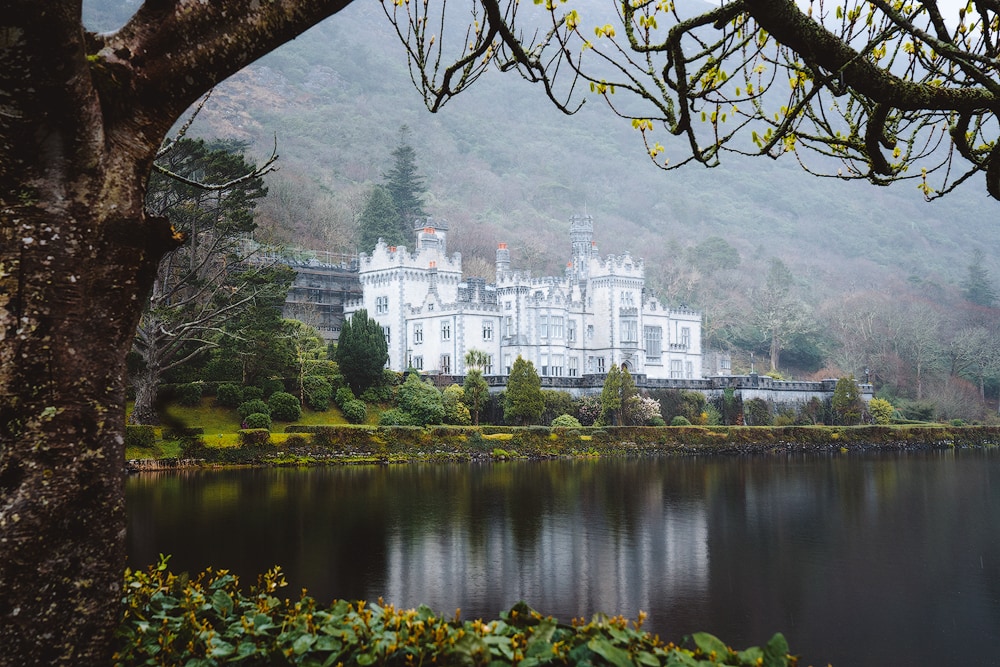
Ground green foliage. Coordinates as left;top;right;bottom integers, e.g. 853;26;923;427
652;389;706;425
259;378;285;398
342;399;368;424
125;425;156;450
242;386;265;401
115;559;796;667
238;399;270;420
268;391;302;422
397;374;445;426
541;390;575;425
215;382;244;409
385;126;427;232
868;397;895;425
335;386;356;409
357;185;405;253
442;384;472;425
670;415;692;426
462;369;489;426
599;365;623;425
504;356;544;426
961;247;997;307
244;412;272;430
176;382;203;407
335;309;389;394
238;429;272;447
378;408;414;426
832;376;863;425
576;395;602;426
303;375;334;411
551;413;582;428
744;398;774;426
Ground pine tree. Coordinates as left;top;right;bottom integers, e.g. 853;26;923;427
357;185;406;253
961;248;997;307
335;309;389;393
384;126;427;240
504;356;544;425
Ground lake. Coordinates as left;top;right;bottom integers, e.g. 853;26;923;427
126;449;1000;666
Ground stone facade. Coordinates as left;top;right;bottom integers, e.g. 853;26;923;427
345;214;703;380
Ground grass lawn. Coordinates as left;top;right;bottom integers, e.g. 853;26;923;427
164;397;351;434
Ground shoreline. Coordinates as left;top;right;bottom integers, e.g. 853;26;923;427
126;424;1000;471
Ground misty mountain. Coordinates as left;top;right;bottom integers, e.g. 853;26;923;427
82;0;999;307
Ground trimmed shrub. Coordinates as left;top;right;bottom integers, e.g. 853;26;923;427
244;412;272;430
744;398;773;426
238;399;270;420
360;382;395;404
215;382;244;408
551;413;582;428
670;415;692;426
648;415;666;426
125;425;156;449
259;378;285;398
303;375;333;411
342;399;368;424
335;386;355;409
241;385;264;401
238;428;271;446
268;391;302;422
378;408;413;426
176;382;203;407
868;397;895;425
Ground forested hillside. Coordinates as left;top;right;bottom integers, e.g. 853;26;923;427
83;0;1000;419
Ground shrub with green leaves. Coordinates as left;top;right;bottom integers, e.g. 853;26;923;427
238;399;270;420
243;412;272;430
303;375;333;411
241;385;264;401
551;413;582;428
215;382;244;408
378;408;413;426
176;382;203;407
670;415;692;426
335;386;356;409
115;558;796;667
342;399;367;424
259;378;285;398
268;391;302;422
868;397;895;425
125;425;156;450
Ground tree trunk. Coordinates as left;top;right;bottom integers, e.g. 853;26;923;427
1;197;172;665
770;329;780;372
130;360;163;426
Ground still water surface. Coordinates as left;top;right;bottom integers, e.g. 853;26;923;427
127;450;1000;666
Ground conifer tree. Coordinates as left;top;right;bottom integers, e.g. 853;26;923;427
335;309;389;393
504;356;544;425
961;248;997;308
357;185;406;253
384;126;427;240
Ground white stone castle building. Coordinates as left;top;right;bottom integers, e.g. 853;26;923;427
344;214;702;381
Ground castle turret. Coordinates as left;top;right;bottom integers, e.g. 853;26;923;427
414;217;448;254
570;214;594;280
496;242;511;275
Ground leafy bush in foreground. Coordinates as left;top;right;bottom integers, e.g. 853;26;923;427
115;557;797;667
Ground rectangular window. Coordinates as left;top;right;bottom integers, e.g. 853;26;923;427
645;326;662;359
413;355;423;370
721;357;731;370
540;354;549;377
587;324;594;340
505;300;512;310
483;355;493;375
384;326;390;345
539;315;549;339
567;320;577;342
551;316;564;339
504;354;512;374
441;354;451;374
414;324;423;344
505;316;514;337
670;359;683;379
622;319;638;343
441;321;451;341
686;361;694;379
483;320;494;341
568;357;579;377
681;327;691;348
375;296;389;314
552;354;564;377
597;357;606;373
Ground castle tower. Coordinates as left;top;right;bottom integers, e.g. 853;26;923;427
569;213;594;280
496;242;511;275
414;217;448;254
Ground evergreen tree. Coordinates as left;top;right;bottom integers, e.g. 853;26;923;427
832;376;863;425
357;185;406;253
335;309;389;393
504;356;544;425
384;126;427;240
463;369;489;426
397;373;445;426
961;248;997;307
599;365;623;425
